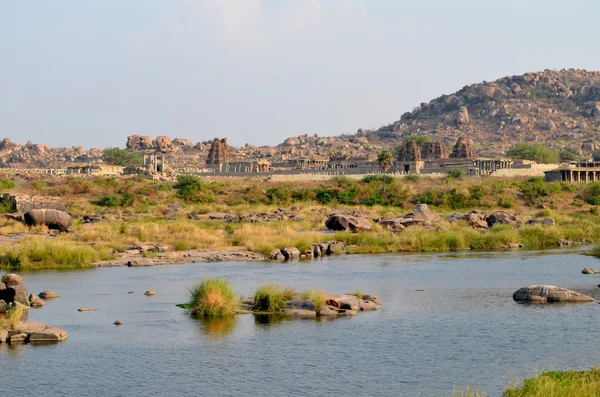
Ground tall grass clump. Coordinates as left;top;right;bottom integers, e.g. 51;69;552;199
504;368;600;397
301;288;326;312
0;237;114;269
451;387;488;397
189;278;238;317
253;285;286;312
0;304;23;330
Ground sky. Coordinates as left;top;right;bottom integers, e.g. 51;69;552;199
1;0;599;149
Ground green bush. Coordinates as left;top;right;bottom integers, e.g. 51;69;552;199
253;285;286;312
175;175;213;203
447;168;466;179
97;195;121;207
587;197;600;205
189;278;238;317
265;187;292;204
0;179;15;191
507;143;559;164
102;147;143;166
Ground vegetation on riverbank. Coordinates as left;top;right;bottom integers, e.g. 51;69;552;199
1;174;600;269
504;368;600;397
0;304;23;330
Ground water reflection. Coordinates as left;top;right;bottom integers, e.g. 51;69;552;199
253;314;286;327
196;316;238;342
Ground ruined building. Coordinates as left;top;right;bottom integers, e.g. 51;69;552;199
206;138;231;169
421;141;448;160
450;137;475;159
396;141;423;173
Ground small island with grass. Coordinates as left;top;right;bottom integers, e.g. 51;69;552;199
180;278;383;319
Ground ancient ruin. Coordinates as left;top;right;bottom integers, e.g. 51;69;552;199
450;137;475;159
206;138;231;169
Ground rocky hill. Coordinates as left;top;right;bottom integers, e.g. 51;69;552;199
367;69;600;157
2;69;600;169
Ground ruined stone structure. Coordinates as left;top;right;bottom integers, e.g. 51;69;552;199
66;165;124;176
206;138;231;170
421;141;448;160
450;137;475;159
545;161;600;183
397;141;422;162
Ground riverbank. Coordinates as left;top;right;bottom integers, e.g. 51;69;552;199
2;174;600;269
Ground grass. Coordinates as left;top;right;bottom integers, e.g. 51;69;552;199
301;288;326;312
252;285;286;312
351;291;363;299
504;368;600;397
0;304;23;330
188;278;238;317
451;387;488;397
0;236;114;269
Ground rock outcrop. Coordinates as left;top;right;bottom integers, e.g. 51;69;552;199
421;141;448;159
396;141;421;162
513;285;595;303
325;214;372;232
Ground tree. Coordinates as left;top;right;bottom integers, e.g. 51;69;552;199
102;148;143;167
593;151;600;162
506;143;559;164
377;149;393;195
403;134;433;148
559;150;578;163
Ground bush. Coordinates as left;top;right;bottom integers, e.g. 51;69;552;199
587;197;600;205
559;150;578;162
507;143;559;164
97;195;121;207
362;174;393;184
447;168;466;179
0;179;15;191
504;368;600;397
102;147;143;166
175;175;213;203
32;181;48;191
265;187;292;204
253;285;286;312
301;288;326;312
189;278;238;317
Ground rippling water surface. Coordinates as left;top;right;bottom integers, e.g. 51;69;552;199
3;248;600;396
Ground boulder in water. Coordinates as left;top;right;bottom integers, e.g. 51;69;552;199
513;285;595;303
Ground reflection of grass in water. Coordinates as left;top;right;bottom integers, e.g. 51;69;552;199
253;314;285;327
197;316;237;342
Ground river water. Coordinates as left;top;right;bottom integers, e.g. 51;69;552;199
2;248;600;396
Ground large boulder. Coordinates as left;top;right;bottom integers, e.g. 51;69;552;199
327;294;361;311
325;214;372;232
12;285;29;306
486;211;517;227
513;285;595;303
280;247;301;260
528;217;555;226
29;327;68;342
412;204;440;222
1;274;24;288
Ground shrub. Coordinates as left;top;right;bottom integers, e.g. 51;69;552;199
265;187;292;204
32;181;48;191
189;278;238;317
447;168;466;179
97;195;121;207
362;174;393;184
404;174;420;182
253;285;286;312
498;198;514;209
102;147;143;166
504;368;600;397
0;304;23;330
559;150;578;162
507;143;559;164
587;197;600;205
0;179;15;191
301;288;326;312
175;175;212;203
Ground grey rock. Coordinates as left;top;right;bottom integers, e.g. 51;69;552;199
328;294;361;311
318;305;341;316
0;329;7;343
29;294;45;307
281;247;301;260
12;286;30;306
280;308;317;317
513;285;595;303
1;274;24;288
8;333;27;344
359;300;381;311
486;211;517;227
286;300;316;311
0;281;5;290
39;290;59;299
29;327;68;342
412;204;441;222
528;217;555;226
325;214;372;232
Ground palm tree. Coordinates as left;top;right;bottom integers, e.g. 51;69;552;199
377;149;393;195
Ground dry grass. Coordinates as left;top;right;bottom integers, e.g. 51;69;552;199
189;278;238;317
0;304;23;330
504;368;600;397
301;288;326;312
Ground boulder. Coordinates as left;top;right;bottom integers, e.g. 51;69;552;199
0;281;5;290
328;294;361;311
359;300;381;311
269;249;285;261
325;298;341;308
78;308;95;312
15;322;47;334
1;274;24;288
8;333;27;344
325;214;372;232
39;290;59;299
527;217;556;226
144;290;156;296
513;285;595;303
318;305;341;316
208;212;233;220
280;308;317;317
486;211;517;227
412;204;440;222
327;241;345;255
286;300;316;311
0;299;7;313
29;327;68;342
114;320;123;325
0;329;7;343
133;241;153;252
29;294;45;307
12;286;29;306
582;268;600;275
281;247;301;260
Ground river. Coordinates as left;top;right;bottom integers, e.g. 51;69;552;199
3;248;600;396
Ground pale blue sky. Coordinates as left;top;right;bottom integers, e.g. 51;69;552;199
1;0;599;148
